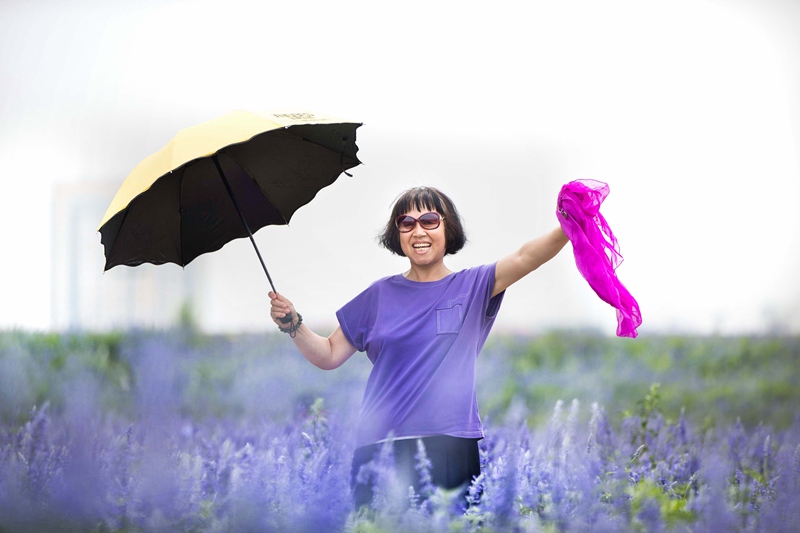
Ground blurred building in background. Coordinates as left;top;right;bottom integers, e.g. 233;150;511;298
51;182;200;331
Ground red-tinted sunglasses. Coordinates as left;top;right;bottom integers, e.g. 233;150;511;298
395;212;444;233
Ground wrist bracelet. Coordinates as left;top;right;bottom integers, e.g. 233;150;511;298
278;312;303;338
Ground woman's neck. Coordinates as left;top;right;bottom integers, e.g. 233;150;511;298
403;263;452;283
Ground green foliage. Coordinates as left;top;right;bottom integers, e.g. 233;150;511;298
630;383;661;447
0;331;130;425
481;332;800;431
627;479;696;530
1;330;798;434
177;300;198;333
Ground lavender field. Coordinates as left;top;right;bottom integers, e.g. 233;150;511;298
0;330;798;532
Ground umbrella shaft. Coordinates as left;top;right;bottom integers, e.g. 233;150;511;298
211;154;278;295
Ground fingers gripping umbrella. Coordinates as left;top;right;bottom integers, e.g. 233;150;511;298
98;110;361;320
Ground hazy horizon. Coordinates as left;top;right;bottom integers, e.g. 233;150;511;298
2;0;798;335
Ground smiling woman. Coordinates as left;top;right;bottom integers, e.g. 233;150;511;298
268;185;568;510
378;187;466;281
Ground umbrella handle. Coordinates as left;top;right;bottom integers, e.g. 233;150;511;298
212;154;294;324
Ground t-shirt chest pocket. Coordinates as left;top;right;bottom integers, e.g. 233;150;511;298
436;293;470;335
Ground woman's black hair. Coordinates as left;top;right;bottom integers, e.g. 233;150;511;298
378;186;467;256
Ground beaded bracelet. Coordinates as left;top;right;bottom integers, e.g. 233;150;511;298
278;312;303;338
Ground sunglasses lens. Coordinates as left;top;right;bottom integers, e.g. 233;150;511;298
419;213;440;229
396;216;416;232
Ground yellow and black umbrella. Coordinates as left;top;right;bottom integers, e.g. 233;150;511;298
99;110;361;301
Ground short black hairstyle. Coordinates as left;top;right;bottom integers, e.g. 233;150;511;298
378;186;467;257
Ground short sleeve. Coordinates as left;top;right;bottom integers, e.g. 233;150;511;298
336;285;377;352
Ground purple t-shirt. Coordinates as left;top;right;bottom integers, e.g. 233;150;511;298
336;263;504;447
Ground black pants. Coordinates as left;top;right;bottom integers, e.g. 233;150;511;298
350;435;481;509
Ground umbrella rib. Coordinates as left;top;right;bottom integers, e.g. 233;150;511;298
178;166;186;267
211;154;280;296
224;149;289;225
101;191;136;271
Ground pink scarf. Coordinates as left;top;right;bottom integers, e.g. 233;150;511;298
557;180;642;338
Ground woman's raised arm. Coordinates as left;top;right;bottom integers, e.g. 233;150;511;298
492;226;569;297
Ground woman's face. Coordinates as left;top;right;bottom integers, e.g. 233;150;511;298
398;207;447;268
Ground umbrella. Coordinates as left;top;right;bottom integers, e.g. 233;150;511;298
98;110;362;310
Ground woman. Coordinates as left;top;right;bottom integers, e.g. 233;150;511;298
268;186;568;508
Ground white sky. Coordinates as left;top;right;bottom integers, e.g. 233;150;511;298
1;0;799;335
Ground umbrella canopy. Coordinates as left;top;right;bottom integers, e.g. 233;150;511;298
99;110;361;280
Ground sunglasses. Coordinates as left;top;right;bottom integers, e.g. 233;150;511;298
395;212;444;233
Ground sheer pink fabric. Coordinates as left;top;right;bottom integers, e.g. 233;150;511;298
557;180;642;338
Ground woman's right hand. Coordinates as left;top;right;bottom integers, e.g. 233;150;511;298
268;291;297;327
268;291;357;370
